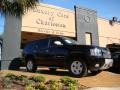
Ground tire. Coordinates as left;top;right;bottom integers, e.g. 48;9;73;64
26;58;37;72
49;68;57;72
68;58;88;78
9;58;21;70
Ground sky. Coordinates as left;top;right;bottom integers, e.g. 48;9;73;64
0;0;120;34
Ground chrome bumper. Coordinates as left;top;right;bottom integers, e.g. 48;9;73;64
100;59;113;70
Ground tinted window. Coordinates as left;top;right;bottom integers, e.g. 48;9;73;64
38;39;49;49
25;41;37;51
61;37;79;45
49;38;63;47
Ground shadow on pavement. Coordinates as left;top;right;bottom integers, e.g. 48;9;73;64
20;67;120;78
37;69;70;77
36;68;101;77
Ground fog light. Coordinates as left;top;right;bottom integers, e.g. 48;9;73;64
95;64;100;67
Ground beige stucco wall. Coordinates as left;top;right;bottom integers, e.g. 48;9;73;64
98;17;120;47
22;3;75;37
20;3;120;47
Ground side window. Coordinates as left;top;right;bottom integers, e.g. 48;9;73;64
38;39;48;49
25;41;39;52
49;38;63;47
27;42;35;50
25;43;32;51
32;42;39;50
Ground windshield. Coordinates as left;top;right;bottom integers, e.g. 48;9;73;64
61;37;79;45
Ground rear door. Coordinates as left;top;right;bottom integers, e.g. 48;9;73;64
36;39;50;65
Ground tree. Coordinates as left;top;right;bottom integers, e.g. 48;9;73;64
0;0;39;17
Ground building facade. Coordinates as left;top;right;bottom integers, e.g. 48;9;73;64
98;17;120;47
75;6;99;46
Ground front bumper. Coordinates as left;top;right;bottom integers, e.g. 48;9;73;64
88;57;113;71
100;59;113;70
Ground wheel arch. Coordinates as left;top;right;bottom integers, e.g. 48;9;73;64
68;53;88;65
25;54;35;62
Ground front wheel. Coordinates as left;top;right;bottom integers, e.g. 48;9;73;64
68;58;88;77
26;58;37;72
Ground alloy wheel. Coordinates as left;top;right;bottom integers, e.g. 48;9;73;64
71;61;83;75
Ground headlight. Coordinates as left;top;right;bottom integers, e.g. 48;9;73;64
90;48;102;56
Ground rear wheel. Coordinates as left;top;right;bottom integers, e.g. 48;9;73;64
68;58;88;77
26;58;37;72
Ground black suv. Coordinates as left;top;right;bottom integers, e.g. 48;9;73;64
23;36;113;77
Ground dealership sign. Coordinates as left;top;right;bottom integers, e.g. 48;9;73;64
22;4;75;37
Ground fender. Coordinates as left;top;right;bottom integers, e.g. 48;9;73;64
66;51;88;67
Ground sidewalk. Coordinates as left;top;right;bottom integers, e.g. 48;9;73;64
86;87;120;90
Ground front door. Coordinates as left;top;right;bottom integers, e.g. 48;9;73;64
47;38;68;67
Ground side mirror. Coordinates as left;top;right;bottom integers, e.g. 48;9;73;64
54;41;63;46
